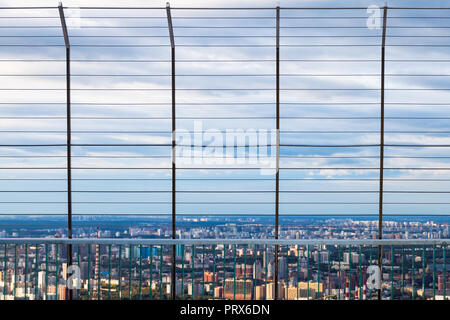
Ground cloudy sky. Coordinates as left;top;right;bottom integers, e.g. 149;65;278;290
0;0;450;220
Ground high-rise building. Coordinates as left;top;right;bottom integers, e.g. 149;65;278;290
253;260;262;280
224;279;253;300
438;275;444;290
295;281;323;299
213;286;223;299
61;263;67;281
204;271;218;283
188;283;202;297
267;261;275;280
278;257;287;279
343;252;364;264
80;261;89;281
263;250;273;268
255;285;265;300
38;271;46;289
286;286;299;300
58;285;67;300
236;264;253;278
265;282;284;300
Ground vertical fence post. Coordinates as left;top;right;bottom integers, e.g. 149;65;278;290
3;244;6;300
24;244;28;300
58;2;73;301
118;245;122;300
412;246;415;300
34;245;39;300
13;245;17;299
422;245;425;300
166;2;176;301
377;5;388;301
274;5;280;301
444;245;446;300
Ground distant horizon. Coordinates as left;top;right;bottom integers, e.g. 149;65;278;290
0;214;448;223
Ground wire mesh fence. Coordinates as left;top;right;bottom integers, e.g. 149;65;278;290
0;239;447;300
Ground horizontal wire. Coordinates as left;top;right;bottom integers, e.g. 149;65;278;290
51;7;450;9
2;155;450;159
5;16;450;19
2;167;450;170
78;214;450;218
0;178;447;181
3;88;450;91
3;144;450;148
2;35;450;38
0;145;371;148
69;7;283;10
1;190;450;193
4;73;450;77
0;102;448;106
1;116;450;120
5;25;450;28
7;15;450;18
0;102;375;105
3;130;450;134
3;44;450;47
0;59;445;62
19;7;441;12
1;201;449;205
2;103;449;108
0;116;443;119
386;7;450;10
0;7;57;9
0;35;390;38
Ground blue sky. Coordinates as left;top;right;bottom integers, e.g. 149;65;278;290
1;0;450;218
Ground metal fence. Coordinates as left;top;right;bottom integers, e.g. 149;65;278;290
0;4;450;300
0;238;447;300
